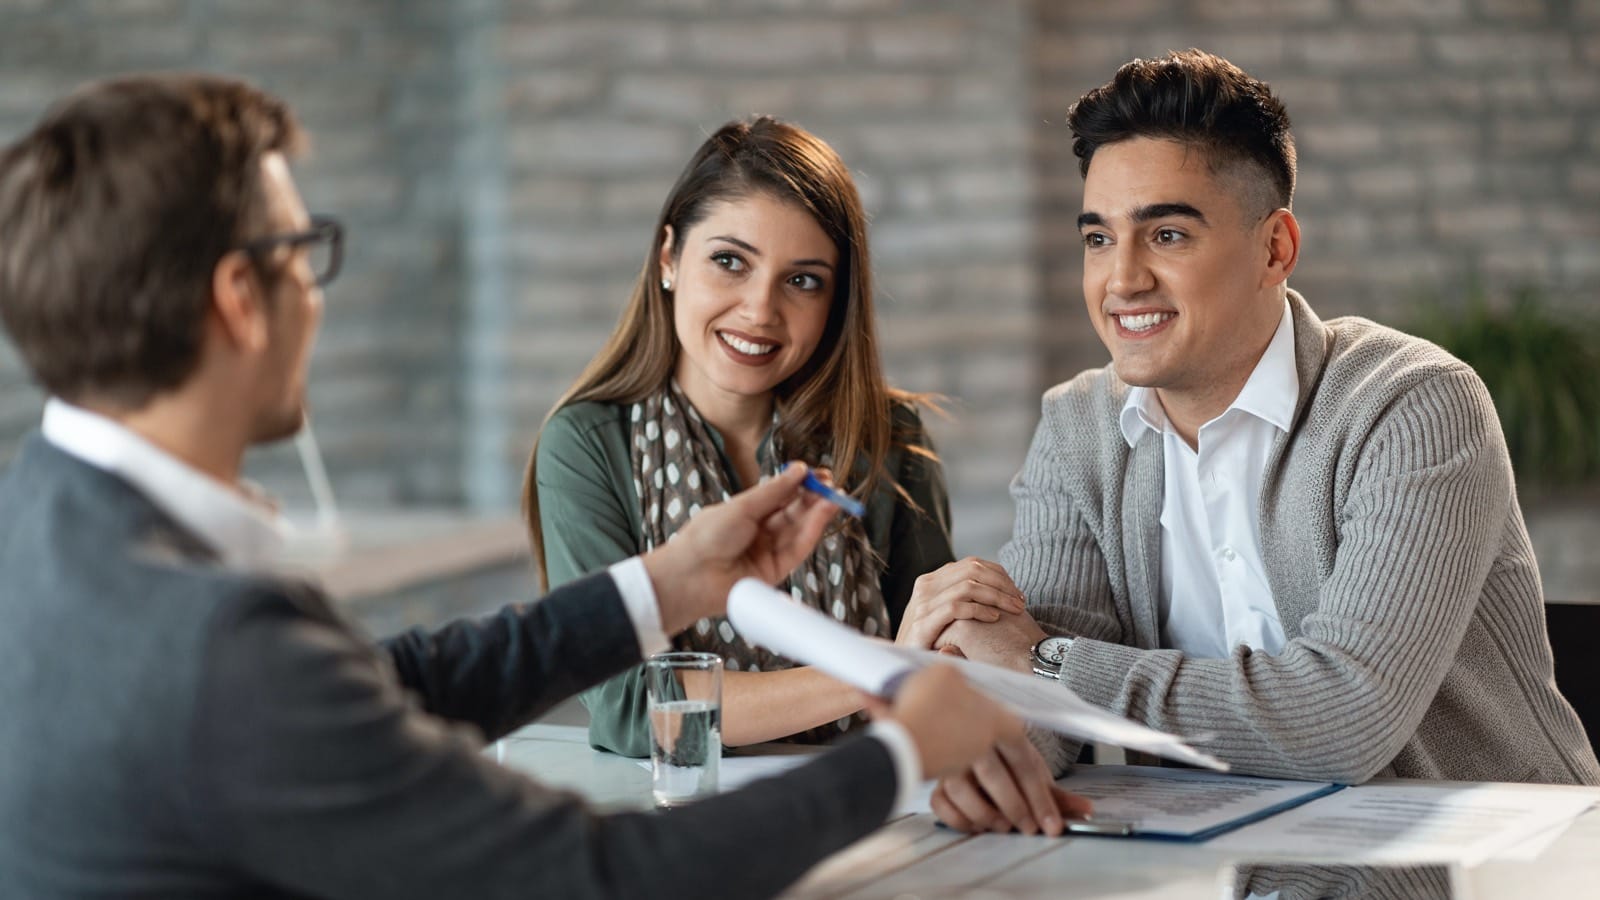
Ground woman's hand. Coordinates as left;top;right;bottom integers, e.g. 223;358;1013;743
894;557;1027;650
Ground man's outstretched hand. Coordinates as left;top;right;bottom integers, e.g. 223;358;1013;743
864;667;1093;836
641;462;838;635
932;734;1093;836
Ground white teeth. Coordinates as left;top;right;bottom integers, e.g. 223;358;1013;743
718;331;777;355
1115;312;1175;332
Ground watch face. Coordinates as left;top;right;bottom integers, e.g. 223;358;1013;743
1037;636;1072;666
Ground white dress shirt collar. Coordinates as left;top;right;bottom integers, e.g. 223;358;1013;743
1119;298;1298;447
1227;299;1299;434
41;399;289;571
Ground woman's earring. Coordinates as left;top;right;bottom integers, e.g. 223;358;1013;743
661;278;672;292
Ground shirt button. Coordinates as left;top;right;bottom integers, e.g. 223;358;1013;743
1220;547;1237;562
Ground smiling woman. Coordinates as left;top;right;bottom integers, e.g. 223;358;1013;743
658;191;836;491
522;117;956;756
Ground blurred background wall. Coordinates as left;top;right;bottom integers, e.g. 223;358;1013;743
1;0;1595;570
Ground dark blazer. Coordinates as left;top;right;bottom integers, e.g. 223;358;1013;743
0;435;896;899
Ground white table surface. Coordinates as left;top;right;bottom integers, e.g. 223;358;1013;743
498;724;1600;899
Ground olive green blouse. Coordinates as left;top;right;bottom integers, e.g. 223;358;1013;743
535;399;955;757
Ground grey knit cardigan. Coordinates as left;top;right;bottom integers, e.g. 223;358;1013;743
1007;291;1600;786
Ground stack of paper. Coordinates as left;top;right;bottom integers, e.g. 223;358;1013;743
1211;782;1600;865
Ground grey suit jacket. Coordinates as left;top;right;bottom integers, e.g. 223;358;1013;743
1006;291;1600;786
0;435;896;899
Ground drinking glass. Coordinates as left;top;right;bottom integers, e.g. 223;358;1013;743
644;651;723;807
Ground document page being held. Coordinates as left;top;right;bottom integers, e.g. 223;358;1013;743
726;578;1225;770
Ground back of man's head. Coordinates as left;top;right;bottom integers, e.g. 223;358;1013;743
1067;49;1296;221
0;73;303;410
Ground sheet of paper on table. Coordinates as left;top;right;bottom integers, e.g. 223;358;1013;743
726;578;1226;771
1209;781;1600;865
1491;817;1581;861
637;753;936;816
635;754;808;793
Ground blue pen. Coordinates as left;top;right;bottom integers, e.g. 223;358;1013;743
787;465;866;518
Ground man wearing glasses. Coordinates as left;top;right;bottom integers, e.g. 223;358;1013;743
0;75;1031;899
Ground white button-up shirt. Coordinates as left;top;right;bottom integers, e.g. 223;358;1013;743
1119;300;1297;659
42;399;292;571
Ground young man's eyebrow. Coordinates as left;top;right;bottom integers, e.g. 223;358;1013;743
1077;203;1209;230
1132;202;1207;224
707;235;834;270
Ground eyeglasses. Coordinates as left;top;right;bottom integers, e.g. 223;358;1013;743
239;214;344;287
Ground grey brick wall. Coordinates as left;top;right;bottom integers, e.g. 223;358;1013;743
1;0;1595;565
1032;0;1600;388
478;0;1038;553
0;0;469;510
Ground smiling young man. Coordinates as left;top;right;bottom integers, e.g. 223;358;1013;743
917;49;1598;833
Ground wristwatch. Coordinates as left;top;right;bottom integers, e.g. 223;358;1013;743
1031;635;1074;680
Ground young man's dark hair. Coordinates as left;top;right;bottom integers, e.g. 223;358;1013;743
0;73;303;409
1066;48;1297;219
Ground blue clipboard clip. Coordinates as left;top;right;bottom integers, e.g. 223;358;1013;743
1065;817;1138;836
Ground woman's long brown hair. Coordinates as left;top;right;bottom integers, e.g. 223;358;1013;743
523;116;933;588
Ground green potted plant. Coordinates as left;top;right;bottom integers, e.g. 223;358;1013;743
1407;282;1600;496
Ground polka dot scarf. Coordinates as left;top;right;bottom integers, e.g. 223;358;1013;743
630;381;889;742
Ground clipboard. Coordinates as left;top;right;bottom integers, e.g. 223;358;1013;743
1052;765;1345;842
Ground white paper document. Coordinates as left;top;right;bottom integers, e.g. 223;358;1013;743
1210;782;1600;865
1490;817;1581;861
725;578;1226;771
1052;765;1341;840
635;754;808;793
